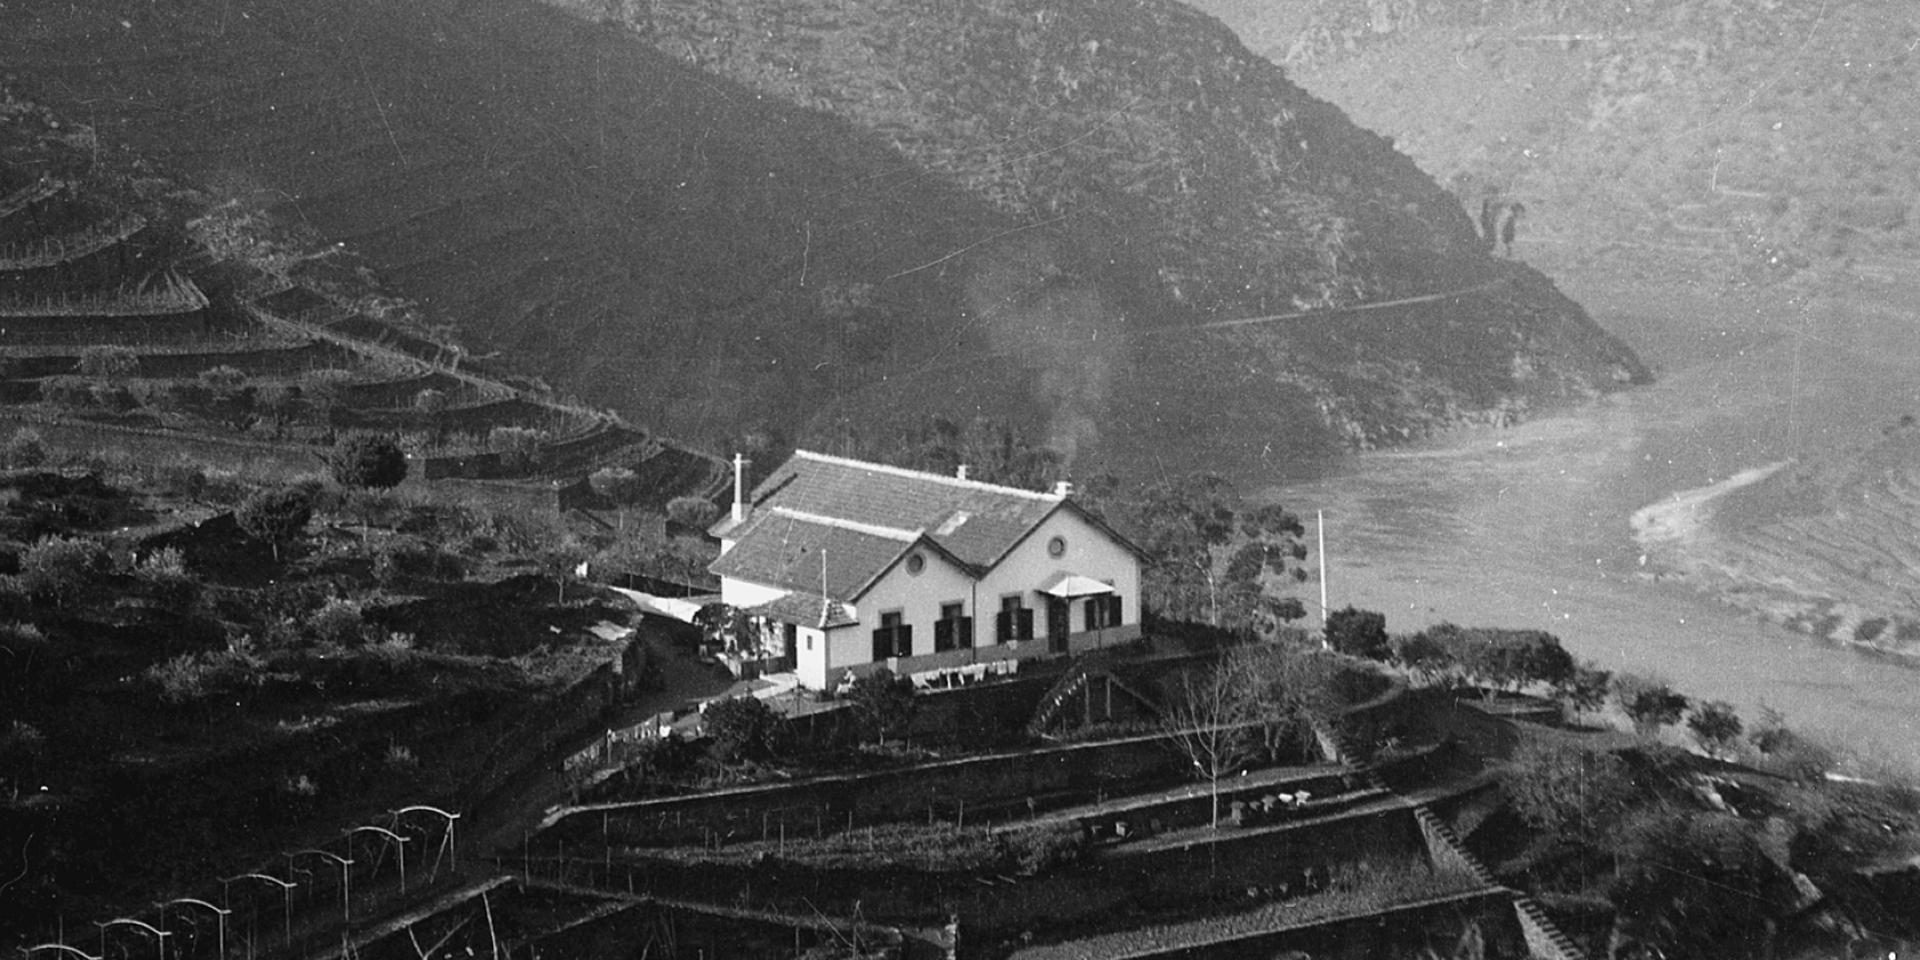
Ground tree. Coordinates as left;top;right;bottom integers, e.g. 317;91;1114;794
538;535;591;602
1556;659;1613;722
236;486;314;561
847;668;918;746
1159;657;1259;829
1100;473;1310;632
1686;701;1744;758
328;433;408;490
1391;629;1459;685
1221;643;1339;764
1612;672;1690;738
1501;740;1637;845
704;696;780;761
17;535;109;608
1324;606;1389;659
666;495;720;530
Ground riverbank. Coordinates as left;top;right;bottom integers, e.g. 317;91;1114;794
1263;271;1920;772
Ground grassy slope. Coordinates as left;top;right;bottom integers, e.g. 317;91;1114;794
3;0;1642;479
1191;0;1920;281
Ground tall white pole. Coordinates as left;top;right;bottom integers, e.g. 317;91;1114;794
1317;509;1329;628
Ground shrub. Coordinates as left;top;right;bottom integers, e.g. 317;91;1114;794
847;669;919;745
1324;606;1389;659
135;546;200;613
17;536;108;607
309;598;368;647
1612;672;1690;737
236;486;315;561
667;495;721;529
1501;740;1639;843
79;345;138;381
146;648;264;704
703;696;781;761
4;428;47;468
1686;701;1744;757
41;375;93;408
998;822;1088;875
328;433;408;490
371;535;468;584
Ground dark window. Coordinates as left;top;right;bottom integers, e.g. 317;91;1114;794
995;594;1034;642
1084;593;1123;630
934;601;973;652
872;610;912;660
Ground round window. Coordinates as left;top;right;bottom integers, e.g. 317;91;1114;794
1047;535;1067;558
906;553;926;574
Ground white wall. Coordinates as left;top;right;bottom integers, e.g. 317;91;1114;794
975;508;1141;645
852;547;978;660
794;625;830;691
719;578;786;609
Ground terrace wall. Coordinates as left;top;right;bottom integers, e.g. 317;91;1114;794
551;730;1201;847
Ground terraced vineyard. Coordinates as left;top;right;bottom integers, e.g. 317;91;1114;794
0;90;723;502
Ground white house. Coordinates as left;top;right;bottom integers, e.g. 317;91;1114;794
708;450;1146;692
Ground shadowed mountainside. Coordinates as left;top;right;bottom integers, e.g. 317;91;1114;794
2;0;1644;476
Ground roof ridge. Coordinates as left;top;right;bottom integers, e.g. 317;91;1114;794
790;449;1061;501
769;506;922;542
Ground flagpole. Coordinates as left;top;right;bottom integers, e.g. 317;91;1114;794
1317;509;1329;631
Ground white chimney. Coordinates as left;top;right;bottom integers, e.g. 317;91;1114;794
732;453;748;522
956;464;970;481
1053;479;1073;499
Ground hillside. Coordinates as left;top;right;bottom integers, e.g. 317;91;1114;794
1191;0;1920;285
1;0;1643;477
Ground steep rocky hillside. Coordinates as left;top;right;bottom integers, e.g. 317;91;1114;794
2;0;1643;476
1192;0;1920;284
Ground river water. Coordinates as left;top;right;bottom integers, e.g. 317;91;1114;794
1260;276;1920;770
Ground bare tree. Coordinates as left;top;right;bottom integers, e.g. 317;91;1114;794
1159;659;1258;830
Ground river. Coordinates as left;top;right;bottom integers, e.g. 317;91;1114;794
1262;273;1920;771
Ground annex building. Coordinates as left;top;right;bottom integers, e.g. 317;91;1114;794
709;450;1145;692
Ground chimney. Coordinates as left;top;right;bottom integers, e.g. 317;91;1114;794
956;464;970;481
1052;479;1073;499
732;453;748;522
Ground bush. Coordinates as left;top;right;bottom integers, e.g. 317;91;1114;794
1324;606;1389;659
309;598;368;647
667;495;721;529
236;486;315;561
79;345;138;381
1612;672;1690;737
703;696;781;761
847;669;919;745
998;821;1089;875
4;428;48;468
1501;740;1639;843
371;535;469;584
134;546;200;612
41;375;93;408
1686;701;1743;757
146;648;264;704
17;536;109;607
328;433;408;490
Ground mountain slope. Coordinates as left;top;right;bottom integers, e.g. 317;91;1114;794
1;0;1644;476
1191;0;1920;284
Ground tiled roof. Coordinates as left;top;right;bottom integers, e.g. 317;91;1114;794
744;592;858;629
735;450;1065;569
708;507;921;601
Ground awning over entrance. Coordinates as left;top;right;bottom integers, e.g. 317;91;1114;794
1037;572;1114;598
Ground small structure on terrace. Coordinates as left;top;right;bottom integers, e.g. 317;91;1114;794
709;450;1145;692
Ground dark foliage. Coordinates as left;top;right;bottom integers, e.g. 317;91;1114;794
328;433;409;490
1324;606;1389;659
